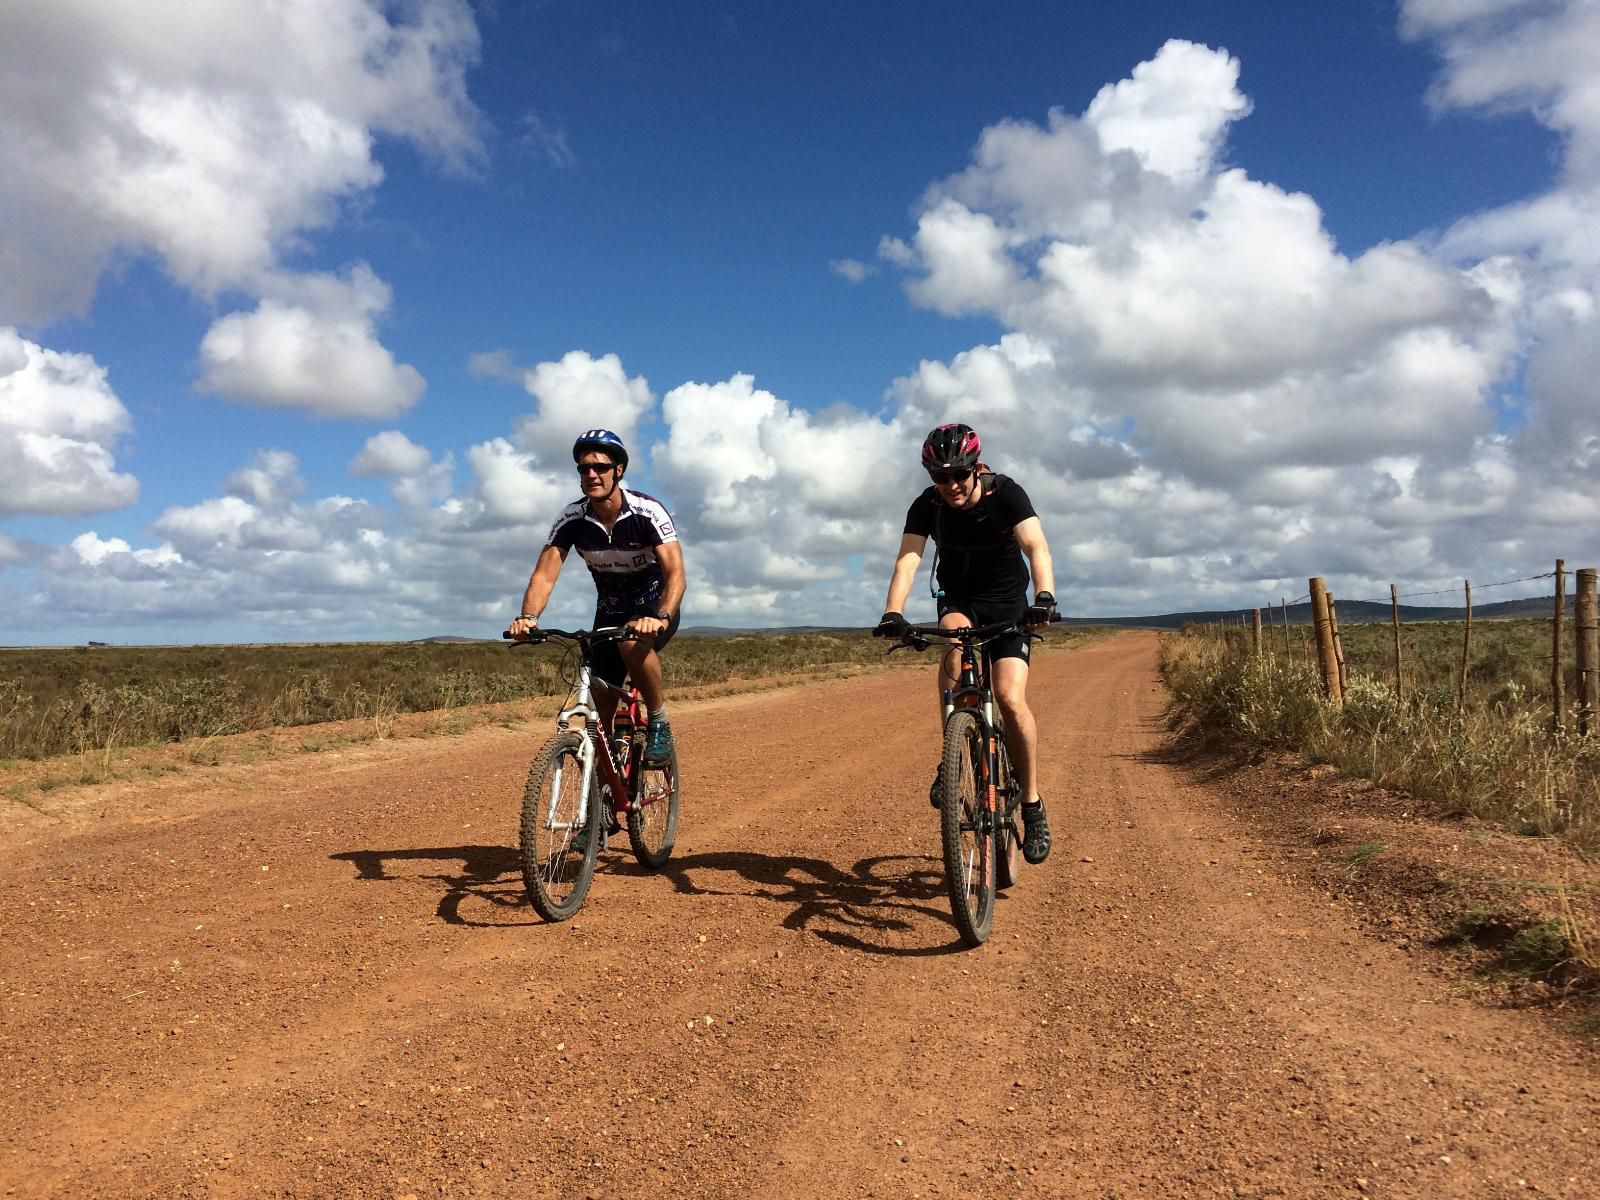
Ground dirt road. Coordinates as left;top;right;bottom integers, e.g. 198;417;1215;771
2;633;1594;1199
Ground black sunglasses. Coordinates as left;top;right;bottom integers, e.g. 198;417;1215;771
576;461;617;476
929;467;973;485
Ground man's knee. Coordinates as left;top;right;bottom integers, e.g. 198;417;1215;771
994;671;1030;718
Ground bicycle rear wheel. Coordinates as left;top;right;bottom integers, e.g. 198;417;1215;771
627;742;680;869
519;731;600;922
994;739;1024;890
939;710;996;946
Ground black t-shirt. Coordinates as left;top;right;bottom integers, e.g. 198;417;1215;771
904;474;1037;601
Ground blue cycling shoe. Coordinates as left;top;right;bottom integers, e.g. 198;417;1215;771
644;716;675;766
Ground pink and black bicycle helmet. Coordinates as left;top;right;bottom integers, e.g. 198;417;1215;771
920;423;981;474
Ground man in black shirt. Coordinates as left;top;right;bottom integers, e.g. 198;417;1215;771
874;423;1058;863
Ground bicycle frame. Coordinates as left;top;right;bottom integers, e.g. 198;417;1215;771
505;626;656;839
903;621;1023;827
551;656;647;832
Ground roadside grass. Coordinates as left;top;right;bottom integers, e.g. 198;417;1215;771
1161;626;1600;853
1165;621;1600;1024
1345;840;1387;875
1446;902;1594;993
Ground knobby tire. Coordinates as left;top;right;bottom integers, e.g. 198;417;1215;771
519;731;600;922
940;709;996;946
627;743;680;870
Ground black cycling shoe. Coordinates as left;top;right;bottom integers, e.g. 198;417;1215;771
1021;800;1052;864
929;764;943;808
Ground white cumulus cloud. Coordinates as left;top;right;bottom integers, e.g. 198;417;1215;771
512;351;656;463
0;0;483;323
197;267;426;418
0;327;138;517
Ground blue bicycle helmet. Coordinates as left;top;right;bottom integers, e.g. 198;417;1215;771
572;428;629;472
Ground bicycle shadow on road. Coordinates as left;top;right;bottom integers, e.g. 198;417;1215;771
653;850;973;958
328;844;533;928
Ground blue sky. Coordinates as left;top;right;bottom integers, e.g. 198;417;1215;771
2;1;1597;643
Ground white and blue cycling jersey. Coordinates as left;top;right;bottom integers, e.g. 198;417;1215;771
545;486;678;617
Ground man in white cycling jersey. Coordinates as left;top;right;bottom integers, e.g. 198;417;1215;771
507;429;685;764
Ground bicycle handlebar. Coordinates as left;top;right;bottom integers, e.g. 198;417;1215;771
885;617;1053;654
502;625;639;646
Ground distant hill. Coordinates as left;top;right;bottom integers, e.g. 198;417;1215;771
1058;593;1571;630
417;594;1566;644
678;625;860;637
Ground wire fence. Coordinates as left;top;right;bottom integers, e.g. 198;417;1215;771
1189;560;1600;738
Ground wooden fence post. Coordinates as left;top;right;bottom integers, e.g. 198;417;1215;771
1390;583;1403;701
1458;579;1472;715
1310;577;1342;704
1251;608;1262;657
1281;597;1291;656
1578;568;1598;737
1329;594;1349;694
1552;560;1565;736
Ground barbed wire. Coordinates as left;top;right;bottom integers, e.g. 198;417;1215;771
1338;570;1558;607
1202;568;1568;622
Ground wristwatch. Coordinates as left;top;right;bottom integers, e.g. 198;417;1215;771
652;609;672;622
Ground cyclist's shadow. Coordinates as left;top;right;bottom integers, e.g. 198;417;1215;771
328;844;970;951
654;850;969;957
328;845;532;927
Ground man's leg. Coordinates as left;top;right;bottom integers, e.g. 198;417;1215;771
993;653;1051;864
992;656;1038;803
928;609;973;806
618;640;665;713
936;609;973;715
619;638;673;764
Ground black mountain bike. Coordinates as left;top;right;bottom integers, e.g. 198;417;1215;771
504;627;680;921
890;620;1038;946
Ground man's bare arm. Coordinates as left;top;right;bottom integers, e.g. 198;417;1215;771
1013;516;1055;598
508;545;567;635
883;532;928;615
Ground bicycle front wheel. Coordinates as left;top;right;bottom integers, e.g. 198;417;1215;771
519;731;600;922
627;743;680;870
939;709;996;946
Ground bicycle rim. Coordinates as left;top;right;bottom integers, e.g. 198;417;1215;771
627;743;679;870
519;732;599;922
994;740;1023;890
939;710;995;946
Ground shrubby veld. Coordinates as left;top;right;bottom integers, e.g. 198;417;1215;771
0;629;1102;765
0;633;907;761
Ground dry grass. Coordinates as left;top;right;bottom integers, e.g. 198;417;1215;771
0;633;899;761
1162;625;1600;853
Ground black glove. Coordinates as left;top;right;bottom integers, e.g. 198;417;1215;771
1025;591;1058;626
874;611;912;639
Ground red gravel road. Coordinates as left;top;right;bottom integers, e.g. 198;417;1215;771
2;633;1595;1200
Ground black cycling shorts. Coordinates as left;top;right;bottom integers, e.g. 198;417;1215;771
936;594;1030;664
591;607;681;688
